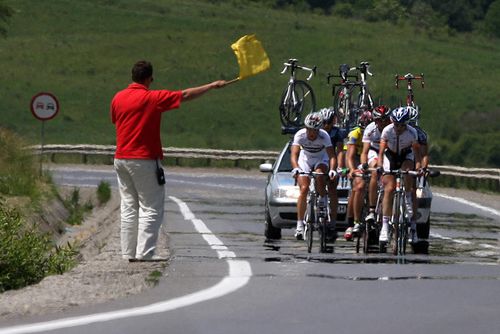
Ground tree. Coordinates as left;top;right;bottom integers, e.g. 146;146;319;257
485;0;500;37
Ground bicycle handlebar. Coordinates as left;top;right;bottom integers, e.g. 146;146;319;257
281;59;316;81
395;73;425;89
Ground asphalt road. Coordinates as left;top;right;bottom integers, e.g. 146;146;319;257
1;165;498;334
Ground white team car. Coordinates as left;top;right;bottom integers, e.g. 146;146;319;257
259;140;350;240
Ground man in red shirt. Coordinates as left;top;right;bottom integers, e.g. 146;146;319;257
111;60;227;261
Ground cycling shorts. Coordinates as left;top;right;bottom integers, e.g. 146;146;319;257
383;148;414;172
298;152;329;174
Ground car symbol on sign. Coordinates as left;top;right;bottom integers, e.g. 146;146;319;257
46;102;55;110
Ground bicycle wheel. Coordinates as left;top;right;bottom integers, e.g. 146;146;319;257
319;217;327;253
305;199;314;253
279;80;315;127
333;86;356;129
362;221;370;253
391;194;401;256
398;200;408;256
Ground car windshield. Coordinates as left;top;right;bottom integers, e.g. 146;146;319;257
277;143;292;172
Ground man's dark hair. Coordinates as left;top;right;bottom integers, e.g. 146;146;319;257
132;60;153;83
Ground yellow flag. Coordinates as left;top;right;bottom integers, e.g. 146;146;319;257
231;34;270;80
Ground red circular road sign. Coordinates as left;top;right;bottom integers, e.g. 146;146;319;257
30;92;60;121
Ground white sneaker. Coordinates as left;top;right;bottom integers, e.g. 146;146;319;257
295;228;304;240
379;224;389;242
365;212;375;222
352;223;362;235
295;222;304;240
344;227;354;241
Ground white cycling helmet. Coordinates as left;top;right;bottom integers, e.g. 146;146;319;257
390;106;411;124
408;106;419;126
304;112;323;130
319;107;335;124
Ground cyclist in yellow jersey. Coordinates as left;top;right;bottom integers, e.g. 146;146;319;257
343;110;373;241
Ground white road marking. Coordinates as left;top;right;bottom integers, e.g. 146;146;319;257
434;192;500;217
0;197;252;334
432;193;499;252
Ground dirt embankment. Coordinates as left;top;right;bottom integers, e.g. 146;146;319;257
0;187;169;320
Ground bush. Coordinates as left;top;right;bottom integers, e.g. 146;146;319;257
0;201;77;292
0;128;41;199
97;181;111;205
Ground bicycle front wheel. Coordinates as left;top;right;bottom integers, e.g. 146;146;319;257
305;201;315;253
319;217;327;253
391;194;401;256
280;80;316;127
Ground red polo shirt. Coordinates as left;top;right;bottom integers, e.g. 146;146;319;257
111;83;182;159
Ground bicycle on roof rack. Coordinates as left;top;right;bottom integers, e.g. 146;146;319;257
395;73;424;109
279;59;316;128
328;62;374;131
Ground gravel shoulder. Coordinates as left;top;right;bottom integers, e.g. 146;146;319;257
0;168;498;320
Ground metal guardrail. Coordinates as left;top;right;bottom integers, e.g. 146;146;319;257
28;144;280;162
29;144;500;182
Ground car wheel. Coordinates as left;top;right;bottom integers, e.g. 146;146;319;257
265;206;281;240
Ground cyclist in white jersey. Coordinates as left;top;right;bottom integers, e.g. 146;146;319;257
377;107;421;243
360;105;391;222
291;112;337;240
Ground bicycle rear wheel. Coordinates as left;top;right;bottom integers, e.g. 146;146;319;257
334;86;358;130
279;80;315;127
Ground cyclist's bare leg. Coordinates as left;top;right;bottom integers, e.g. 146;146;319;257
352;176;365;222
382;175;396;217
315;165;328;197
296;175;311;221
368;160;379;207
327;177;339;223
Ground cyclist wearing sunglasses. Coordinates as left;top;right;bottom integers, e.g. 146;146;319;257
291;112;338;240
377;107;421;243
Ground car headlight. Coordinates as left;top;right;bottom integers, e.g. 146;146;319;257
272;186;300;199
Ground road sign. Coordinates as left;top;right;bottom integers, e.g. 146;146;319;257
30;92;59;121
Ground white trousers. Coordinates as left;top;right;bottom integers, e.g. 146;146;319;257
114;159;165;259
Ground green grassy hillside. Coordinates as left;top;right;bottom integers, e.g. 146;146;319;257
0;0;499;166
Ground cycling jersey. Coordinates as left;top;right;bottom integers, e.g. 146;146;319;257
362;121;383;151
292;128;332;173
327;126;348;148
343;126;363;156
381;124;418;171
413;125;428;146
380;123;418;155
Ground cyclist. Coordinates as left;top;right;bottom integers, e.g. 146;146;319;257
320;107;347;240
291;112;338;240
360;105;391;222
377;107;422;244
343;109;373;240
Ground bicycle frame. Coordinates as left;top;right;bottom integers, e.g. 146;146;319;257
395;73;424;107
386;169;419;256
280;59;316;127
356;62;374;110
328;62;373;130
298;171;328;253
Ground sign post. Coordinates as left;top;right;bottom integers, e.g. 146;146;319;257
30;92;60;175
